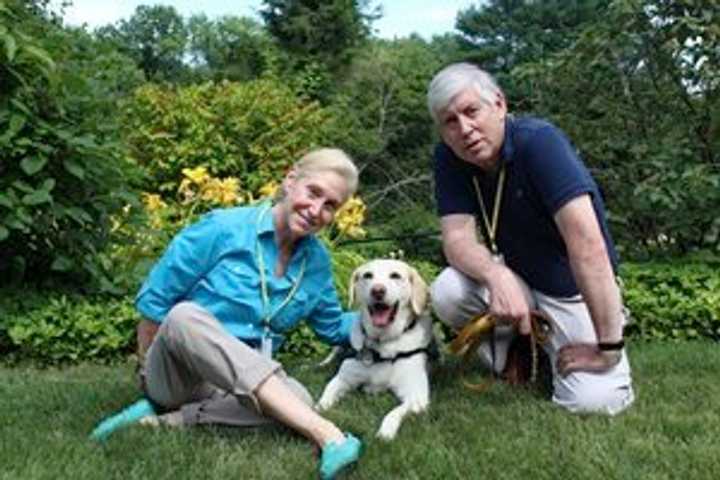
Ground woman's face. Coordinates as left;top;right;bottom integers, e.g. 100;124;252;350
277;169;349;240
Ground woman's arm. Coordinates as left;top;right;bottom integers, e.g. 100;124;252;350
135;212;226;322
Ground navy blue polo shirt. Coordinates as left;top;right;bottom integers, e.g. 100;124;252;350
434;116;619;297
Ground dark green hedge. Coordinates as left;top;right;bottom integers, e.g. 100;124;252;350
621;260;720;341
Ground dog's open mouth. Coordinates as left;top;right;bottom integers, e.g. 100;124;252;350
367;301;399;328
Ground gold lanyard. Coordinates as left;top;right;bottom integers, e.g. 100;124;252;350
255;204;307;333
472;166;506;255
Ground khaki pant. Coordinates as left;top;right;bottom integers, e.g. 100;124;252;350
431;267;635;416
142;302;313;427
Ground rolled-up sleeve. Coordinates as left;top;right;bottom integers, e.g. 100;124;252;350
135;213;226;323
306;254;358;346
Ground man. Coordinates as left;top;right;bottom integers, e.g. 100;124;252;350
428;62;634;415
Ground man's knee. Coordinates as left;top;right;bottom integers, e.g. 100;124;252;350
430;268;470;328
553;377;634;416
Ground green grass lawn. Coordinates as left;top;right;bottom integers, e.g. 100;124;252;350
2;341;720;480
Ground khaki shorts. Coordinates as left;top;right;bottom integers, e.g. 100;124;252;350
431;267;635;415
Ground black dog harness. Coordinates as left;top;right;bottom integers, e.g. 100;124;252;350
355;318;430;365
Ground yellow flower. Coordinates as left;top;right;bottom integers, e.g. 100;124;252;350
142;193;167;212
215;177;241;205
201;177;241;206
334;196;367;239
178;178;196;203
258;181;280;199
182;165;210;185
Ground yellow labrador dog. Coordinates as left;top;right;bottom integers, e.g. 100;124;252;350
316;259;433;440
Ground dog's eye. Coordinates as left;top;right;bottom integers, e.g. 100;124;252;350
389;272;402;280
362;272;373;280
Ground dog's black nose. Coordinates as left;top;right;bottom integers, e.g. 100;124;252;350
370;284;386;300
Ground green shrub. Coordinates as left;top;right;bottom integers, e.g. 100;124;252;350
121;78;344;195
0;247;374;365
0;3;144;288
3;291;137;364
621;260;720;341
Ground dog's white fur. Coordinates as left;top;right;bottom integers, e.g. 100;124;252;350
316;259;433;440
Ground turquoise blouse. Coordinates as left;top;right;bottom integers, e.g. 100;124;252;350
135;203;357;351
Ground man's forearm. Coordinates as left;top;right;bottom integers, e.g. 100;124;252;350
444;238;498;284
569;247;624;344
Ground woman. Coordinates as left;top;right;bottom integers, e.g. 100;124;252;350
92;148;363;480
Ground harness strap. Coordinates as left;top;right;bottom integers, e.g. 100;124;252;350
355;345;430;365
357;315;427;364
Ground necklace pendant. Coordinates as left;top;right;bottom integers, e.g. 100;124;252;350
491;252;504;264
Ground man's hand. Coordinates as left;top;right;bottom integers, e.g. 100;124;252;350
557;343;622;376
486;263;532;335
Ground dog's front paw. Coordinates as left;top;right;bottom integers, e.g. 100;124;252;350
376;416;400;441
315;394;336;412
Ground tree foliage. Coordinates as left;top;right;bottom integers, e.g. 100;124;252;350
0;1;143;289
186;14;280;82
514;0;720;255
456;0;612;107
121;78;349;195
259;0;379;75
96;5;187;81
334;37;444;212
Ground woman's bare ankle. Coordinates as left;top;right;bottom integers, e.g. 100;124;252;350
315;421;345;448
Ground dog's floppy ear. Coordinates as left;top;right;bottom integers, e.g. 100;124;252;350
408;266;429;316
347;266;361;309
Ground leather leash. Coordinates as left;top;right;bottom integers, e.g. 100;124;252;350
449;310;553;392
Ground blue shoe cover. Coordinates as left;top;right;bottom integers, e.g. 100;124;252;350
90;398;155;441
319;433;363;480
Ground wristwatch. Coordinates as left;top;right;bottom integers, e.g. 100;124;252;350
597;340;625;351
597;340;624;366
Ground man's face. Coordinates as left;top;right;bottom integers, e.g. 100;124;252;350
438;87;507;171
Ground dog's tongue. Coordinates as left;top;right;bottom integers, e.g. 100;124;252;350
371;306;393;327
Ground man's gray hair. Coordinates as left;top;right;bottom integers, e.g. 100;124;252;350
427;63;504;124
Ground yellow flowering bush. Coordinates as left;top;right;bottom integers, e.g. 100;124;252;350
178;166;242;207
110;165;368;297
257;180;280;199
122;79;344;195
333;195;367;240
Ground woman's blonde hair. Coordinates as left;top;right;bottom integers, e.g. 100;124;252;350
291;147;359;198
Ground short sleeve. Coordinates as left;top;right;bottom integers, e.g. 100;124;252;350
520;126;594;215
434;143;478;216
305;247;357;346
